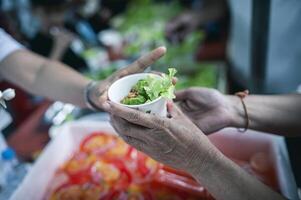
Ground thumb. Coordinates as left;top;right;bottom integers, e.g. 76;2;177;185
167;101;182;118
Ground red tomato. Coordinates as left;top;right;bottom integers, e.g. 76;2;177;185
49;182;107;200
149;181;204;200
105;137;132;158
103;184;153;200
154;169;207;198
62;152;97;184
161;166;194;180
81;133;133;159
48;132;215;200
131;152;160;184
90;159;132;190
80;132;117;155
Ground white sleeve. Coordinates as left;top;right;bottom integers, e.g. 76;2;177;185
0;28;24;63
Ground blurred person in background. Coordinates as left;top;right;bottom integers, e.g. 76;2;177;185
166;0;301;94
28;0;88;69
76;0;128;33
166;0;301;189
0;26;166;149
0;0;28;43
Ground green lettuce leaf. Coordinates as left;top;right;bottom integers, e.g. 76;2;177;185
121;95;146;105
121;68;177;105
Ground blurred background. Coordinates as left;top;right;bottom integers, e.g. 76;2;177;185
0;1;301;196
0;0;228;160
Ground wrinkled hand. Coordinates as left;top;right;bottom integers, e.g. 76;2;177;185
165;11;201;42
175;87;240;134
88;47;166;111
108;101;216;173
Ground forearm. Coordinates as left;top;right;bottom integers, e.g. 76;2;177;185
188;144;284;200
0;50;90;107
228;94;301;136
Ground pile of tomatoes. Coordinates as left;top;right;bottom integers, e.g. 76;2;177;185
47;132;213;200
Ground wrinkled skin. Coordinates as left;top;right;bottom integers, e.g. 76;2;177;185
108;101;216;173
107;93;286;200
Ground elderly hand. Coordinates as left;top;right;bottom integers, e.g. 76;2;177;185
87;46;166;111
108;100;285;200
175;87;242;134
108;101;218;173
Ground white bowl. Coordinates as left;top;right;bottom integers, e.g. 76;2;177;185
108;73;167;117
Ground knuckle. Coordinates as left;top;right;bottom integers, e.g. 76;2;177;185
155;118;169;129
136;59;147;69
149;54;157;62
150;128;163;138
148;127;170;143
118;69;128;77
128;111;140;122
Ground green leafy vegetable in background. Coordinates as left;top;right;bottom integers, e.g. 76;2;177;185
109;0;218;90
121;68;177;105
175;64;218;90
112;0;204;73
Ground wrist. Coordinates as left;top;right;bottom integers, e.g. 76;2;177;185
185;133;221;175
226;95;246;128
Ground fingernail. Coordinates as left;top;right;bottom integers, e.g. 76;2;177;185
166;101;173;111
159;46;167;52
172;77;178;85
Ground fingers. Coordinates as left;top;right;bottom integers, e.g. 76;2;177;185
112;46;166;79
110;115;148;151
175;87;200;102
172;77;178;85
107;101;168;129
174;89;189;101
110;115;146;139
128;46;166;73
98;47;166;107
150;70;177;85
167;101;183;118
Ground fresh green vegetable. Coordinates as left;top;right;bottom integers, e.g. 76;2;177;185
112;0;204;74
175;64;218;90
121;68;177;105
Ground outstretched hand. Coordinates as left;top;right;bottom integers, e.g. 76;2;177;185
175;87;241;134
88;46;166;111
